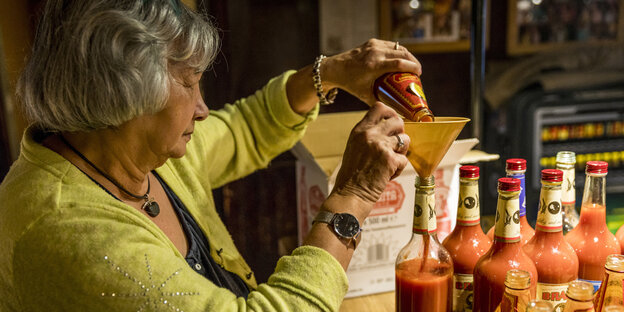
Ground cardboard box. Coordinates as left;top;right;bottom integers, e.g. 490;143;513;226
291;111;490;298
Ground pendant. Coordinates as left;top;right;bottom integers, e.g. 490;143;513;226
142;199;160;217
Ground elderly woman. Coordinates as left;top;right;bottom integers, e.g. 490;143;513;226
0;1;421;311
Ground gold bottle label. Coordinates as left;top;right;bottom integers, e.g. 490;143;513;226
413;191;436;233
537;282;568;310
536;187;563;232
561;167;575;205
457;183;480;225
453;273;474;312
493;194;520;242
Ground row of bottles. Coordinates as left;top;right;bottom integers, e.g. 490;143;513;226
540;150;624;171
396;154;624;312
541;120;624;142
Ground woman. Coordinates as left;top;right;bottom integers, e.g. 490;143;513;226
0;1;421;311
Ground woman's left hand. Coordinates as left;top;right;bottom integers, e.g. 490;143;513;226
322;38;422;106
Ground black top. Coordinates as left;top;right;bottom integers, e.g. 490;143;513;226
154;172;251;298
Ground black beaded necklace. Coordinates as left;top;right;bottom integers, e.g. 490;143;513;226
59;135;160;217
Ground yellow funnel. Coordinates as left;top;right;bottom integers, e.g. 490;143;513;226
404;117;470;178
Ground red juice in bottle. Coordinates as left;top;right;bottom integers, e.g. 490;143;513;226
523;169;579;310
396;176;453;312
565;161;622;293
474;178;538;312
488;159;535;246
443;166;492;311
616;224;624;253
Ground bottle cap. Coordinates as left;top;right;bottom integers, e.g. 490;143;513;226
586;161;608;174
506;158;527;171
566;280;594;301
504;269;531;289
556;151;576;164
605;254;624;272
541;169;563;182
498;177;521;192
526;300;553;312
460;165;479;178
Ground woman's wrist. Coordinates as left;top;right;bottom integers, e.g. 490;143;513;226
319;192;373;224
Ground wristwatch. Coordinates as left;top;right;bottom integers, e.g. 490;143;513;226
312;211;362;249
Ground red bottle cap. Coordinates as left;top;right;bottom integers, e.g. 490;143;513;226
586;161;608;174
498;177;521;192
506;158;527;171
541;169;563;182
460;165;479;178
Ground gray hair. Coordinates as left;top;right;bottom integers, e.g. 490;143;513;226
17;0;219;132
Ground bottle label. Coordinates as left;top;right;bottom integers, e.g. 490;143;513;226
413;191;436;233
536;187;563;232
494;195;520;242
507;172;526;217
561;167;576;205
578;278;602;293
457;183;480;225
537;282;568;310
453;273;474;312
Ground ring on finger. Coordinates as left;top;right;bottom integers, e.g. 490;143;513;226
395;134;405;150
394;41;400;50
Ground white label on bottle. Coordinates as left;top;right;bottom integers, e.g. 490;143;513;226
453;273;474;312
561;168;575;204
457;183;480;225
537;282;568;310
413;192;436;233
536;187;563;231
493;195;520;242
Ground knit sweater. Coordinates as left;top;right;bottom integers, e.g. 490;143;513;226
0;71;349;311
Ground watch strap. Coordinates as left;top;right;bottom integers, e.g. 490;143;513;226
312;211;362;249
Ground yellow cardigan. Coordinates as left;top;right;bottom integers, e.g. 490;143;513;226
0;72;349;311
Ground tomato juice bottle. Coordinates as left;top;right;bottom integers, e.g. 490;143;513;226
473;178;538;312
396;176;453;312
562;280;596;312
557;151;580;234
594;254;624;311
494;269;532;312
523;169;579;310
565;161;622;292
488;159;535;246
443;165;492;312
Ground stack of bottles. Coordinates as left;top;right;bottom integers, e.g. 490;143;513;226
395;153;624;312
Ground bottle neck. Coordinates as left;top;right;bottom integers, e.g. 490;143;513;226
582;173;606;208
556;163;576;206
413;183;437;234
506;170;527;217
493;190;521;244
456;178;481;227
535;182;563;233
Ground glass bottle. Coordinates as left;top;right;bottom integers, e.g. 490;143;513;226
523;169;579;309
494;269;532;312
563;280;595;312
443;165;492;312
474;178;538;312
557;151;579;234
373;72;434;122
594;254;624;311
603;306;624;312
526;300;554;312
565;161;622;292
396;176;453;312
488;159;535;245
616;224;624;253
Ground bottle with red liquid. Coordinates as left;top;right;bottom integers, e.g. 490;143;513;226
565;161;622;293
616;224;624;252
488;159;535;245
594;254;624;311
396;176;453;312
473;178;538;312
557;151;580;234
374;72;434;122
523;169;579;310
443;165;492;312
563;281;596;312
494;269;532;312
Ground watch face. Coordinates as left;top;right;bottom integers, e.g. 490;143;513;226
333;213;360;238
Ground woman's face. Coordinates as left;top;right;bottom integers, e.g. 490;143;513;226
140;63;208;160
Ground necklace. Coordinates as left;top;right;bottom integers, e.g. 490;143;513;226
59;135;160;217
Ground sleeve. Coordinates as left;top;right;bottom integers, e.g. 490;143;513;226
183;71;319;188
12;208;348;312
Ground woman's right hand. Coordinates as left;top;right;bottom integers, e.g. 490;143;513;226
331;102;411;219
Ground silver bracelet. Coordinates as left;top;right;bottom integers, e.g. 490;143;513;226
312;55;338;105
